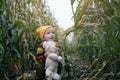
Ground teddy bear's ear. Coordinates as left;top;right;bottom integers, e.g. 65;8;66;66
43;41;47;48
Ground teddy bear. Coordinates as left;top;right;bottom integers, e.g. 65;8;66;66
43;41;63;80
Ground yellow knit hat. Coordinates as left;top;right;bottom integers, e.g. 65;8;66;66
36;25;52;40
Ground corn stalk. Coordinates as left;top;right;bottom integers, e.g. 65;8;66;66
63;0;120;79
0;0;58;79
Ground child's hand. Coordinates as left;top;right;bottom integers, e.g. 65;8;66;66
44;51;50;57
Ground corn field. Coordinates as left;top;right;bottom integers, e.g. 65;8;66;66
0;0;120;80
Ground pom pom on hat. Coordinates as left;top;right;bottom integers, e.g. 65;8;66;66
36;25;52;40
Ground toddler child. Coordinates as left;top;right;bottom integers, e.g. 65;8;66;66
35;25;62;80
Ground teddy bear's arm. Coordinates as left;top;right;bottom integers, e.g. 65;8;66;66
47;53;60;61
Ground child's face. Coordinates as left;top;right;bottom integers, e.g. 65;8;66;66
44;27;55;41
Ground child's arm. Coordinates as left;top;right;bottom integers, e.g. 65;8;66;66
55;42;62;56
36;45;46;63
